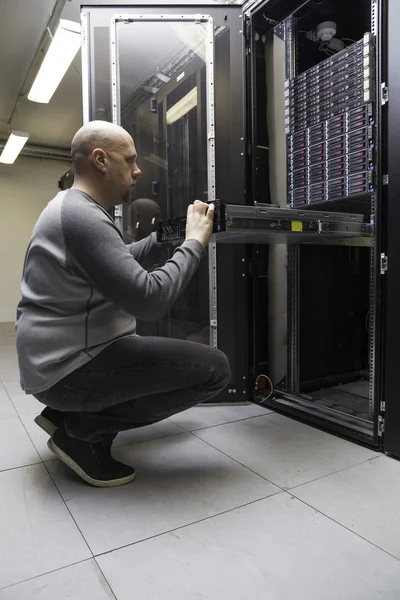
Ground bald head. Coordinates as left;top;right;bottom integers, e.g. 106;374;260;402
70;121;141;209
71;121;132;171
130;198;162;240
130;198;161;215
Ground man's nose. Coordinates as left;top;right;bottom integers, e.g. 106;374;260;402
133;164;142;177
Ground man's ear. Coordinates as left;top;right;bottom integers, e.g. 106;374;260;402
92;148;106;173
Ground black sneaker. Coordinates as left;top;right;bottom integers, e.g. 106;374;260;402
34;407;65;436
47;423;136;488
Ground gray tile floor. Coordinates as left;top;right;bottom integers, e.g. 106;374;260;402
1;323;399;599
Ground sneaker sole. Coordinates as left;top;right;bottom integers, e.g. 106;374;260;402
47;438;136;488
34;415;58;437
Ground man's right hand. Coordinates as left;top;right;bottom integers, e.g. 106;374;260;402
185;200;215;247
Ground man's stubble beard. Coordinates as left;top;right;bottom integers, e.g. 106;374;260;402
122;188;135;205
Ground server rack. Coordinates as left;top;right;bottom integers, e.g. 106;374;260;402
247;0;386;448
80;0;398;455
81;3;250;404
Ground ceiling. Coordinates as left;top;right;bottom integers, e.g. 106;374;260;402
0;0;83;149
0;0;243;152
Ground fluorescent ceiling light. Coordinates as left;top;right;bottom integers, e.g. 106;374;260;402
166;87;198;125
170;23;206;62
144;86;160;95
28;19;81;103
144;153;168;169
0;131;29;164
156;72;171;83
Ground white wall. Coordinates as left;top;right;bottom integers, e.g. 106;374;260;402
0;156;71;323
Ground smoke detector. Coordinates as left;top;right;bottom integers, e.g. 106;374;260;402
317;21;337;42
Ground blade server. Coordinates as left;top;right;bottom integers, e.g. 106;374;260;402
286;33;376;208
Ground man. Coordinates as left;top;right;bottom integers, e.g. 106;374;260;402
16;121;230;488
124;198;163;275
124;197;162;243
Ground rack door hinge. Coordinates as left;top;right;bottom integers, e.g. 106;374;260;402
380;400;386;412
380;253;388;275
381;82;389;105
378;415;385;436
382;174;389;186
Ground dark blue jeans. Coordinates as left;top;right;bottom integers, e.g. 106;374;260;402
35;336;231;442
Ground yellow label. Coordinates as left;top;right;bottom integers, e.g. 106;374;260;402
291;220;303;232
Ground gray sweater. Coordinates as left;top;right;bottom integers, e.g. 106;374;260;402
16;190;204;394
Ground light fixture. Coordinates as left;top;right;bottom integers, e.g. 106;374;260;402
0;131;29;164
166;87;198;125
156;72;171;83
144;86;160;95
28;19;81;104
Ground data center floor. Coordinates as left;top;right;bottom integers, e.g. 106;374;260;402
310;379;370;420
0;323;399;599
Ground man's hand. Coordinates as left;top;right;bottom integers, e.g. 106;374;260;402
185;200;215;247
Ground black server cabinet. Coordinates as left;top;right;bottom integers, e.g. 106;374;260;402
247;0;387;449
81;3;251;404
81;1;399;455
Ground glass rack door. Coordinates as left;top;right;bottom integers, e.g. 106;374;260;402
111;14;215;345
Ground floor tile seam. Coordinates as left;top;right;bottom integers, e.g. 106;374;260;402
42;461;94;559
93;490;286;560
0;385;44;466
0;557;94;593
92;560;118;600
188;430;289;492
190;432;383;493
114;424;192;449
0;459;43;475
286;489;400;564
15;417;189;460
107;413;274;447
2;385;17;407
181;410;275;433
17;412;44;460
286;454;382;491
42;413;273;454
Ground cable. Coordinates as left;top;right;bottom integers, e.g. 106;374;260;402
318;41;336;56
341;37;357;44
255;374;274;404
263;14;278;25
